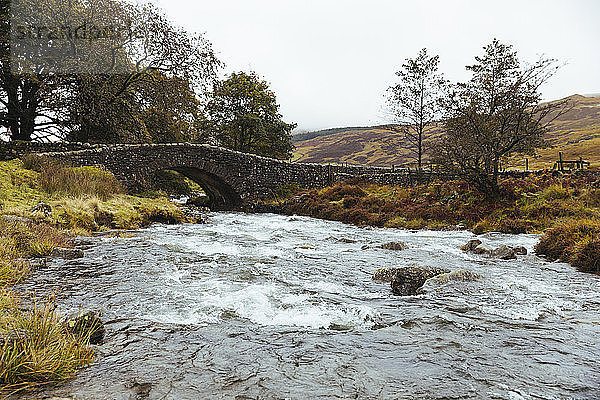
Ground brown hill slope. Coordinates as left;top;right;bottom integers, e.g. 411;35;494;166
292;94;600;169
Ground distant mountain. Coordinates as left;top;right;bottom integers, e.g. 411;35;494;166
292;125;398;143
292;94;600;170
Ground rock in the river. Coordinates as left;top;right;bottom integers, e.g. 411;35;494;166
337;237;357;244
372;267;401;283
427;269;483;285
514;246;528;255
64;311;105;345
377;242;408;251
461;239;482;252
491;245;517;260
51;247;84;260
473;245;493;256
391;267;449;296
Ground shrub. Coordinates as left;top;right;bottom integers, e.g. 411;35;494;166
20;154;65;173
499;219;531;234
321;185;366;201
0;219;68;258
342;196;361;209
535;219;600;262
539;184;571;201
275;184;302;201
571;239;600;273
152;170;192;195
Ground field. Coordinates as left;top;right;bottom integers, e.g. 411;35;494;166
293;94;600;170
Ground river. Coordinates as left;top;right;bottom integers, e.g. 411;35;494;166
18;212;600;399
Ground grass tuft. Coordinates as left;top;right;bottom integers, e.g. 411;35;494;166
0;294;95;394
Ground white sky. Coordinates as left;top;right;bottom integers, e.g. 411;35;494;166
151;0;600;132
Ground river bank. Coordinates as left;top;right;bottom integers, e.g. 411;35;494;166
257;174;600;273
0;157;189;394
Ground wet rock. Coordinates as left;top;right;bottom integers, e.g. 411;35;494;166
51;247;84;260
337;238;357;244
126;380;152;398
491;245;517;260
64;311;105;344
514;246;528;255
30;202;52;217
427;269;483;285
473;245;493;256
377;242;408;251
391;267;449;296
461;239;482;252
372;267;401;283
328;323;353;331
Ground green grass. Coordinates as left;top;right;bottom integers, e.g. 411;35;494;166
0;293;95;394
0;158;189;393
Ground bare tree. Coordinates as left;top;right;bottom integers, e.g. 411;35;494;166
386;48;445;170
433;39;567;198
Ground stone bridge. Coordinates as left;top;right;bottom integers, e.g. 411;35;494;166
33;143;417;210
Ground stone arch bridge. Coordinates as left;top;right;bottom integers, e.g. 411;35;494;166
34;143;418;210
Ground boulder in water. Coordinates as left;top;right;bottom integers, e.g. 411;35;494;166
377;242;408;251
372;267;401;283
491;245;517;260
427;269;483;285
461;239;482;252
390;267;449;296
473;245;493;256
64;311;105;345
514;246;528;255
51;247;84;260
336;237;357;244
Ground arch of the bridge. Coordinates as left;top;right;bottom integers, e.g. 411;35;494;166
169;166;242;211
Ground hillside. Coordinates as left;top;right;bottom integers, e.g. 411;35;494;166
292;94;600;169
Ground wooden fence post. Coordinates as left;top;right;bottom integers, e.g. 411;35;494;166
559;152;564;172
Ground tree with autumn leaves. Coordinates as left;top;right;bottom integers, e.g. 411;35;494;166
203;72;296;160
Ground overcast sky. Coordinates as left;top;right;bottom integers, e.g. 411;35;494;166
152;0;600;132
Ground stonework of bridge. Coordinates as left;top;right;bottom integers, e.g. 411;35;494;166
31;143;416;210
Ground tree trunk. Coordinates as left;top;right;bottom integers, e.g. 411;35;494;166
5;75;22;140
16;80;40;141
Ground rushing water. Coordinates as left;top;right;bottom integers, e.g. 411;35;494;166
18;213;600;399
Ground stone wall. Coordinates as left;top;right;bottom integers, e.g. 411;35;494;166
0;142;99;161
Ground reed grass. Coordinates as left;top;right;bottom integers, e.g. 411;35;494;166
0;294;95;394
